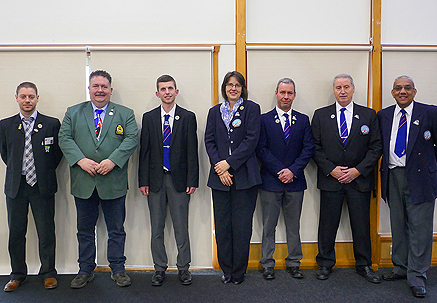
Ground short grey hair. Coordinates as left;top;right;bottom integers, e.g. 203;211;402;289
276;77;296;92
333;74;354;87
393;75;415;88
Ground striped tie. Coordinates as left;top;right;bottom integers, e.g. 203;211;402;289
22;117;37;186
283;113;290;142
163;114;171;171
340;108;348;145
95;109;103;142
394;109;407;158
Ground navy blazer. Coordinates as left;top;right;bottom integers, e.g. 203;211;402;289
205;100;262;191
256;108;314;192
138;105;199;193
0;113;63;198
312;103;382;192
378;101;437;205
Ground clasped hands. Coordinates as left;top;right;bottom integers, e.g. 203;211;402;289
330;166;360;184
77;158;116;177
215;160;233;186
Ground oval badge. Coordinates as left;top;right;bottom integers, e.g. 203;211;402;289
361;125;370;135
232;119;242;128
424;130;431;140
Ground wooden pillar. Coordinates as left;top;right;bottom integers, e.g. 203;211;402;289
236;0;247;78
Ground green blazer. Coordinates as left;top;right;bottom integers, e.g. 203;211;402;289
59;101;138;199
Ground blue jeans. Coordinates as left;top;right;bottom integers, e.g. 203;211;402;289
74;189;127;275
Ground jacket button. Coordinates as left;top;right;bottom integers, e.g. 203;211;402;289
230;141;234;144
418;153;421;156
418;169;421;172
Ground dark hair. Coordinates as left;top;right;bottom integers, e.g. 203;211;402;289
16;82;38;95
89;70;112;85
156;74;177;90
221;71;248;101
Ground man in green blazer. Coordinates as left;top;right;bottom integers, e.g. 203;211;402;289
59;70;138;289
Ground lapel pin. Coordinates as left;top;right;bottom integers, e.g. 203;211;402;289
292;121;295;125
239;106;244;111
292;116;297;121
413;120;419;126
109;109;114;116
232;119;242;128
34;129;38;132
424;130;431;140
330;114;335;119
38;123;42;128
275;119;280;124
235;112;240;117
175;115;180;120
354;114;360;119
18;124;22;130
361;125;370;135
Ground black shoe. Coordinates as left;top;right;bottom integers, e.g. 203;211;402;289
220;275;232;284
316;266;332;280
151;271;165;286
178;270;192;285
356;266;381;284
286;266;304;279
111;272;131;287
382;272;406;281
262;267;275;280
233;277;245;285
71;274;95;289
411;286;426;298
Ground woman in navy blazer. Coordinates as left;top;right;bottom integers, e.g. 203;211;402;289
205;71;261;284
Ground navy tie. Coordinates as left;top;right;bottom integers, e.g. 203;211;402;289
283;113;290;142
340;108;348;145
163;114;171;171
394;109;407;158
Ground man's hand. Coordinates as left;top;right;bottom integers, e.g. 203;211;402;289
77;158;99;176
140;186;149;196
214;160;230;175
277;168;294;183
95;159;116;175
337;168;360;184
186;187;197;194
330;166;348;180
219;171;233;186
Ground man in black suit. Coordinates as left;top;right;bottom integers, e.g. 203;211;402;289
139;75;199;286
378;76;437;298
311;74;382;283
0;82;62;292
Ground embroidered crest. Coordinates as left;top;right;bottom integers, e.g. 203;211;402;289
361;125;370;135
116;124;124;135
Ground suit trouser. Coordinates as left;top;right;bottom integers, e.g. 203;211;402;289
212;185;258;281
148;172;191;271
388;167;435;287
316;185;372;269
259;189;304;268
6;176;56;280
74;189;127;275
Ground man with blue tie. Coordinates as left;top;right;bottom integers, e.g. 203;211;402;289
311;74;382;283
256;78;314;280
378;76;437;298
59;70;138;289
139;75;199;286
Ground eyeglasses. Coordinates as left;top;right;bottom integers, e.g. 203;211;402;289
226;83;242;89
393;85;414;92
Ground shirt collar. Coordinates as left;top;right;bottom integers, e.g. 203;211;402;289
20;110;38;121
91;102;108;114
161;104;176;118
395;100;414;117
336;101;354;113
275;106;292;118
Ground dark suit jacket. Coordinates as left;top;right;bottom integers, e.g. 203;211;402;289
0;113;62;198
312;103;382;192
256;108;314;192
378;101;437;205
205;99;262;191
138;105;199;193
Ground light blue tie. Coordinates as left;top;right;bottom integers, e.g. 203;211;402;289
340;108;348;145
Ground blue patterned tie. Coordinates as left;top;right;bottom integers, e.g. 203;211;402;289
394;109;407;158
95;109;103;142
283;113;290;142
340;108;348;145
163;114;171;171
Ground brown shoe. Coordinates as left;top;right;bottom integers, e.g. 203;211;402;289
44;277;58;289
4;279;24;292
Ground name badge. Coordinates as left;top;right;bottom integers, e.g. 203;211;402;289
45;137;54;145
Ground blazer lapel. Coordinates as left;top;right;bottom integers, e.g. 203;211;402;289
382;106;395;158
407;105;421;160
84;102;97;143
273;109;287;144
345;104;360;146
154;108;164;152
171;105;180;148
328;104;343;145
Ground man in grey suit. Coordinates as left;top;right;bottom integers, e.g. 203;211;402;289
311;74;382;283
59;70;138;289
139;75;199;286
378;76;437;298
